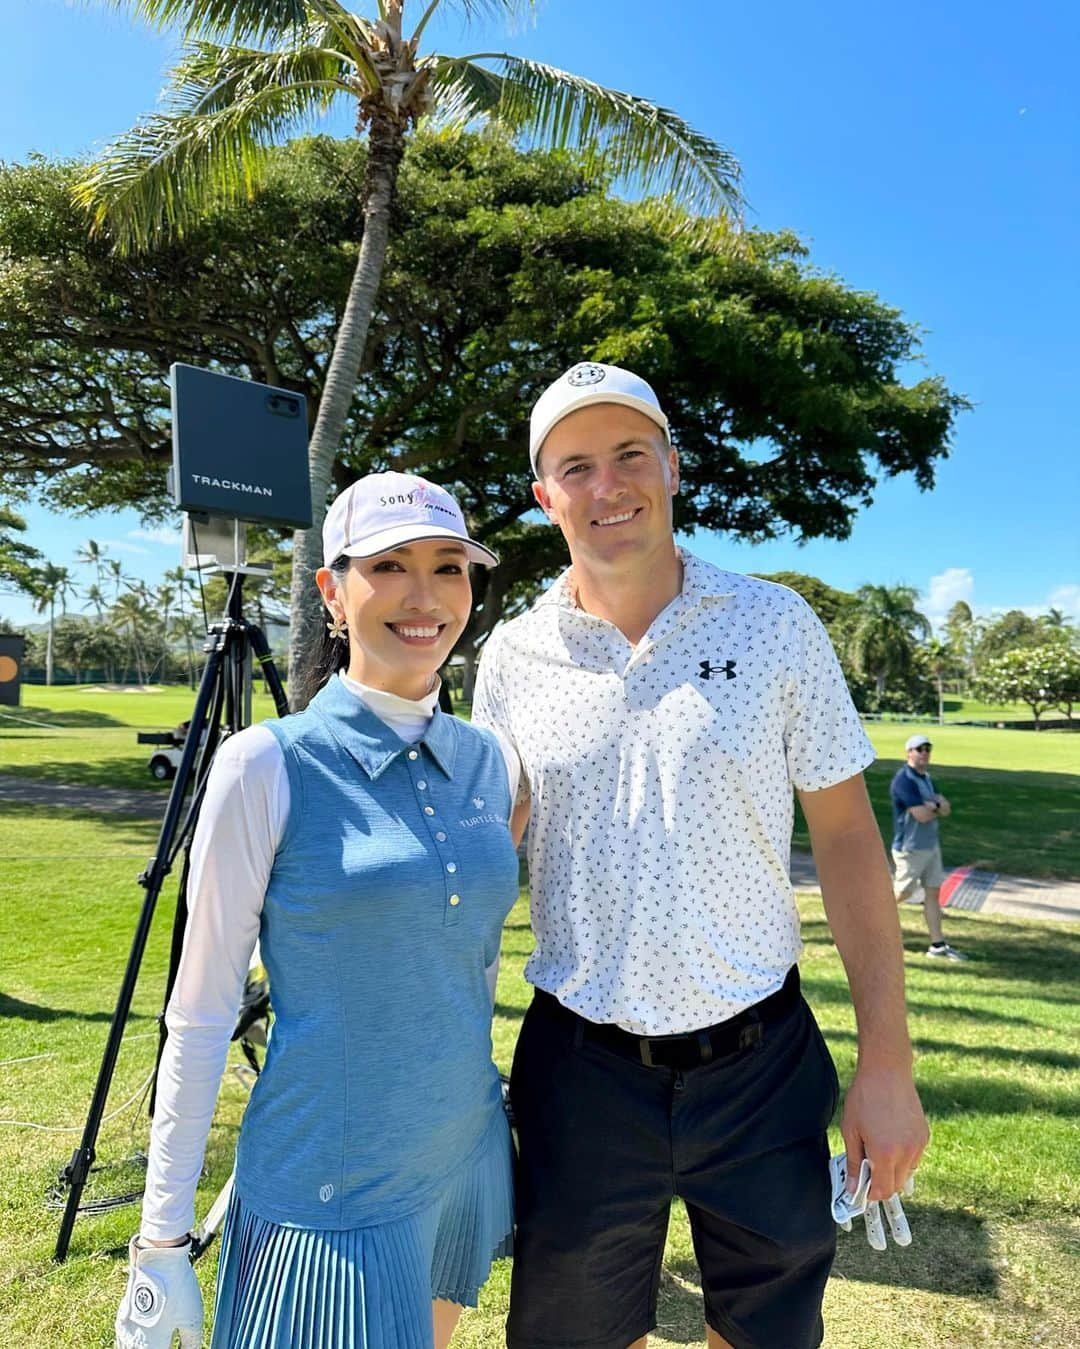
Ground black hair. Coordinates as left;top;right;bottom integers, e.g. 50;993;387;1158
293;554;351;709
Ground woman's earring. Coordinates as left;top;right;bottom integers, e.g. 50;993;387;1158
326;613;348;641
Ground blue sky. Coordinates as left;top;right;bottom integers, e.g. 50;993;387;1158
2;0;1078;629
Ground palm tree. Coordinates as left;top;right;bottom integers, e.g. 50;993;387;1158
111;583;157;685
105;557;127;603
84;582;108;621
846;584;931;698
77;0;744;702
76;538;108;587
32;563;79;686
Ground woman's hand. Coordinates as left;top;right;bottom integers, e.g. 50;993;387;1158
115;1235;203;1349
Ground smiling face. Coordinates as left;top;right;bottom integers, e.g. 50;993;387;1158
532;404;679;574
315;539;472;700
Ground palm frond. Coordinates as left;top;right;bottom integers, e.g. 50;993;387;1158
412;0;535;42
105;0;320;43
75;37;353;251
168;29;363;117
427;53;743;220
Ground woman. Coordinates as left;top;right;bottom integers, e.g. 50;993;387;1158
116;473;519;1349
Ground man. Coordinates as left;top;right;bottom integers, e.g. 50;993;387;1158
890;735;966;961
473;362;928;1349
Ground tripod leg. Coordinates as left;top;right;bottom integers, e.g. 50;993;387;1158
53;637;227;1262
189;1172;235;1261
246;622;289;718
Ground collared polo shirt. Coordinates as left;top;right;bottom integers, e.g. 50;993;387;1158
473;550;875;1034
890;764;939;852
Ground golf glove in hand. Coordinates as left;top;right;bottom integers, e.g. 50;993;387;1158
116;1236;202;1349
829;1153;913;1251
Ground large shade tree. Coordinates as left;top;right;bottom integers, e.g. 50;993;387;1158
79;0;743;698
1;138;966;689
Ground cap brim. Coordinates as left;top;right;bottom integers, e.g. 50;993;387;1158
530;393;670;475
334;523;498;568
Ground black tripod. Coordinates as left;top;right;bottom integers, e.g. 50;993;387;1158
53;571;288;1262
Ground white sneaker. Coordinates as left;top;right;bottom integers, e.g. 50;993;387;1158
927;942;968;962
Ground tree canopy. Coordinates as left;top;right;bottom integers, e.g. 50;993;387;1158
0;135;968;669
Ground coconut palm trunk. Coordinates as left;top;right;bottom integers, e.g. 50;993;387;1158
287;108;406;695
83;1;743;708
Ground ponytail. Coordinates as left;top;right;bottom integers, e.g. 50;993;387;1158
292;555;350;709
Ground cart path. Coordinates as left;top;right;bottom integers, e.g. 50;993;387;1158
3;772;1077;921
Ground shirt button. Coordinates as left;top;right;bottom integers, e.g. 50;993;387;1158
446;862;457;873
436;831;447;842
416;780;427;791
407;750;419;761
424;806;435;816
449;894;461;906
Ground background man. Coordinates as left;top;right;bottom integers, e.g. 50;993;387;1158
890;735;966;961
474;361;928;1349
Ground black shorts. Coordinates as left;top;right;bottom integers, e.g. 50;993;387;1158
506;972;840;1349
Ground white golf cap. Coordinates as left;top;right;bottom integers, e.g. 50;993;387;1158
905;734;933;750
529;361;669;476
322;471;498;568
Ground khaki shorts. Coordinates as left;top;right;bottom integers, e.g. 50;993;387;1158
892;845;946;898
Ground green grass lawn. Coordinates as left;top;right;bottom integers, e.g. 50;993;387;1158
1;801;1078;1348
5;689;1079;878
787;722;1079;880
0;686;282;791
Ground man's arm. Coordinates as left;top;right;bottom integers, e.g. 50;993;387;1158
799;772;929;1200
906;802;938;823
934;794;951;817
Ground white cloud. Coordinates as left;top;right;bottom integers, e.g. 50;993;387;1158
1047;584;1080;619
99;539;150;556
922;567;975;627
128;526;182;547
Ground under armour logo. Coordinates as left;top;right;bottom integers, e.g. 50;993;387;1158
699;659;737;681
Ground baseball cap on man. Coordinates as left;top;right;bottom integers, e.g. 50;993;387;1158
529;361;670;476
905;734;933;751
322;471;498;568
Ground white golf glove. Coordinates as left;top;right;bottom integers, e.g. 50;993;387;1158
829;1152;913;1251
116;1235;203;1349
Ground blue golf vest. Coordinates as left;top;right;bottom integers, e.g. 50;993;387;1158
233;675;518;1230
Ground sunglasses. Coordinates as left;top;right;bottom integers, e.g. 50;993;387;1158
914;743;932;752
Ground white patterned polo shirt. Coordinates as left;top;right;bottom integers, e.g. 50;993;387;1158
473;550;875;1034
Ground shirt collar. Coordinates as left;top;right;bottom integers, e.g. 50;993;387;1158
533;547;737;614
309;674;458;781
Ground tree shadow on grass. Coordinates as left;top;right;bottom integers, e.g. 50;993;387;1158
820;1024;1080;1072
662;1204;995;1301
3;706;128;728
0;992;153;1024
829;1203;996;1294
654;1264;708;1344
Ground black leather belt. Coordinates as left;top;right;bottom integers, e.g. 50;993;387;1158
533;966;801;1070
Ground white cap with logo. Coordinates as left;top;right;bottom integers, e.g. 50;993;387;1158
529;361;670;476
321;471;498;568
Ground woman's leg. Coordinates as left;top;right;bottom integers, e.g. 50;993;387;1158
433;1298;462;1349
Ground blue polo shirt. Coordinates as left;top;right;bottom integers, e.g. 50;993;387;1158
234;675;519;1230
890;763;938;852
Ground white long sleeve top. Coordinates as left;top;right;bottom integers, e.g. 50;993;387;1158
141;673;517;1240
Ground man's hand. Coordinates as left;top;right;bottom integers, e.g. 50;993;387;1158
840;1063;928;1201
116;1236;202;1349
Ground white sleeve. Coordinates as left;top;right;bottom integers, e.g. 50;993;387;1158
140;724;288;1241
488;724;521;820
474;635;529;812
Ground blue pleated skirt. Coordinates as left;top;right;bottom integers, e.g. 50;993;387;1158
209;1110;513;1349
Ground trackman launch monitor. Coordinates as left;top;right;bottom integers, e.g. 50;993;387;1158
170;363;313;530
